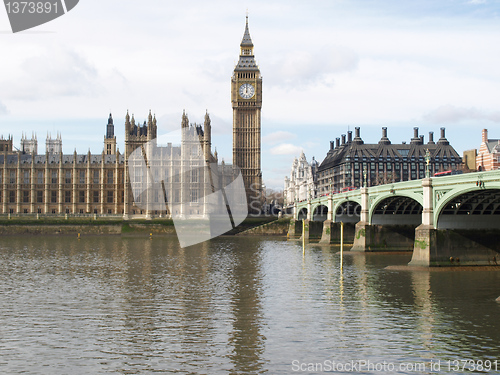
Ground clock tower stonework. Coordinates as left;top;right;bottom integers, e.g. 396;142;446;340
232;16;263;213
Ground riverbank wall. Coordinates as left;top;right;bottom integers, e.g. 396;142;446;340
0;217;288;236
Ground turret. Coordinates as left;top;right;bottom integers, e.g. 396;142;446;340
182;110;189;129
204;110;211;144
125;110;131;136
106;113;114;139
240;15;254;56
105;113;117;155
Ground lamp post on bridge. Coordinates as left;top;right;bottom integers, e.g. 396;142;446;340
425;149;431;178
328;183;334;221
307;187;312;220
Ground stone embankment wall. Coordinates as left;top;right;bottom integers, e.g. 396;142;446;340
236;218;290;236
0;219;287;236
0;225;122;235
0;223;177;236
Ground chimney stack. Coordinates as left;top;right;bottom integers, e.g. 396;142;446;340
341;134;346;145
336;137;340;148
348;131;352;143
379;127;391;145
330;141;334;150
355;127;360;138
482;129;488;143
437;127;449;145
428;131;434;144
411;127;420;144
420;135;424;144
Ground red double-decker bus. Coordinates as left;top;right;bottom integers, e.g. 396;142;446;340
434;170;463;177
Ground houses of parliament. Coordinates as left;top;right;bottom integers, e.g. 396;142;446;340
0;17;264;217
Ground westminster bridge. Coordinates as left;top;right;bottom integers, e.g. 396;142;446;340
288;170;500;266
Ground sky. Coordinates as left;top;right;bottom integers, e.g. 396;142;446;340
1;0;500;189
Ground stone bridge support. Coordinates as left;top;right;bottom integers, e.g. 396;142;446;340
319;221;356;244
288;219;301;239
287;219;324;242
409;178;436;266
351;187;415;252
410;178;500;266
351;187;371;251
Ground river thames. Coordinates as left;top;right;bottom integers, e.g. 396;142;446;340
0;235;499;374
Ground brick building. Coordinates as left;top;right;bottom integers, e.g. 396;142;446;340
476;129;500;171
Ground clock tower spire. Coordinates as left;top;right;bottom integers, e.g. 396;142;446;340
232;15;263;213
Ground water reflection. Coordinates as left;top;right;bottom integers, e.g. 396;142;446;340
1;236;500;374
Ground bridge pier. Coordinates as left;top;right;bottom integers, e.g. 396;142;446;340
409;225;437;266
295;219;323;242
410;226;500;266
409;178;437;266
319;221;355;244
287;219;302;239
351;222;416;251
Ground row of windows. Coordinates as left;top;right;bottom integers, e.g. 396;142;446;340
6;208;120;214
132;169;201;184
0;170;121;185
318;170;429;192
133;189;201;204
343;155;456;162
0;191;120;204
320;162;456;178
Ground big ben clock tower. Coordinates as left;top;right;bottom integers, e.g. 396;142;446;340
232;16;263;212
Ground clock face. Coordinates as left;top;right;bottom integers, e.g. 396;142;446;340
239;83;255;99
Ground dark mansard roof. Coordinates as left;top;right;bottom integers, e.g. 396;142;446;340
318;129;461;172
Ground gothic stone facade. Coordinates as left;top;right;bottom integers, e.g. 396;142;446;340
0;111;231;217
284;152;318;204
232;16;263;212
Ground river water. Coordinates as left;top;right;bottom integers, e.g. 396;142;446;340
0;235;500;374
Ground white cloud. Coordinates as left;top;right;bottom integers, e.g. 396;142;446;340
270;143;303;155
423;104;500;123
262;131;296;145
265;45;359;88
0;46;127;102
